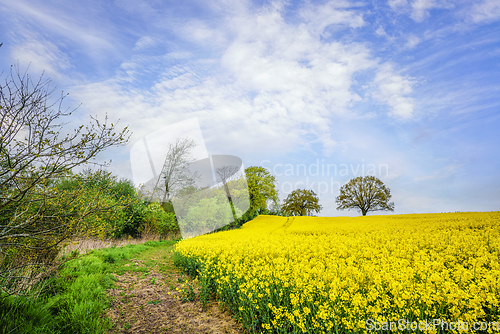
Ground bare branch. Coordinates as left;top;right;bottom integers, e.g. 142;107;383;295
149;137;199;203
0;65;130;297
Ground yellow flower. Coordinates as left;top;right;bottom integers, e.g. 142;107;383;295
174;212;500;333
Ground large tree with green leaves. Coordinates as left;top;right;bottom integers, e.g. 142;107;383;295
0;65;129;296
335;176;394;216
282;189;322;216
244;166;278;213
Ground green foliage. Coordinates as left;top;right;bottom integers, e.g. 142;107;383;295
335;175;395;216
0;66;130;297
0;162;177;297
173;184;236;236
147;299;161;305
281;189;322;216
0;240;178;333
173;250;202;277
244;166;279;212
180;282;196;303
0;296;57;334
53;170;180;239
214;207;260;232
54;169;140;238
0;171;129;296
115;201;146;238
161;201;176;215
140;202;179;237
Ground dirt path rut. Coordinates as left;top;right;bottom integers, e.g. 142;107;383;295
106;247;246;334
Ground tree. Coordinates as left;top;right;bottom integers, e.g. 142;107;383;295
215;165;240;221
150;137;199;205
140;203;177;238
244;166;278;213
0;65;129;296
335;176;394;216
282;189;322;216
55;169;152;238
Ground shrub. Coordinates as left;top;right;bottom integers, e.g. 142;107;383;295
140;203;179;237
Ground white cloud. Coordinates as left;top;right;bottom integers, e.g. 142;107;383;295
405;34;421;48
69;2;383;158
66;0;417;163
388;0;455;22
388;0;411;16
133;36;156;52
469;0;500;24
181;19;228;48
220;4;372;110
375;26;388;37
0;0;118;61
372;64;415;118
388;0;408;8
10;34;72;83
410;0;436;22
2;0;419;160
299;0;366;36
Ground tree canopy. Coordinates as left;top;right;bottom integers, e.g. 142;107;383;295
244;166;278;213
282;189;322;216
335;176;394;216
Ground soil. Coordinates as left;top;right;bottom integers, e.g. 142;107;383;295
106;248;247;334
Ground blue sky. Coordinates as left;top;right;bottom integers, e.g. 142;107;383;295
1;0;499;216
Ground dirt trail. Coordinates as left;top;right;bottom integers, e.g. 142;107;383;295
106;247;246;334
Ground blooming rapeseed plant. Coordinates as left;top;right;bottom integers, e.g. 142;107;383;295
174;212;500;333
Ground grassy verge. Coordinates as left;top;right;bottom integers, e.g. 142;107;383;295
0;239;179;334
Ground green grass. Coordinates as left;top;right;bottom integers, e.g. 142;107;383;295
147;299;161;305
0;239;179;334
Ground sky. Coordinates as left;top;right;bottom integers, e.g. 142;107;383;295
0;0;499;216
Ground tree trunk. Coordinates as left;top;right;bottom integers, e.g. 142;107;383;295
224;183;237;221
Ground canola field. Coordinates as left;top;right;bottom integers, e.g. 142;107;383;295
174;212;500;333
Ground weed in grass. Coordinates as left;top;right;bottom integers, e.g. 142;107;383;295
103;253;116;264
147;300;161;305
124;322;131;329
